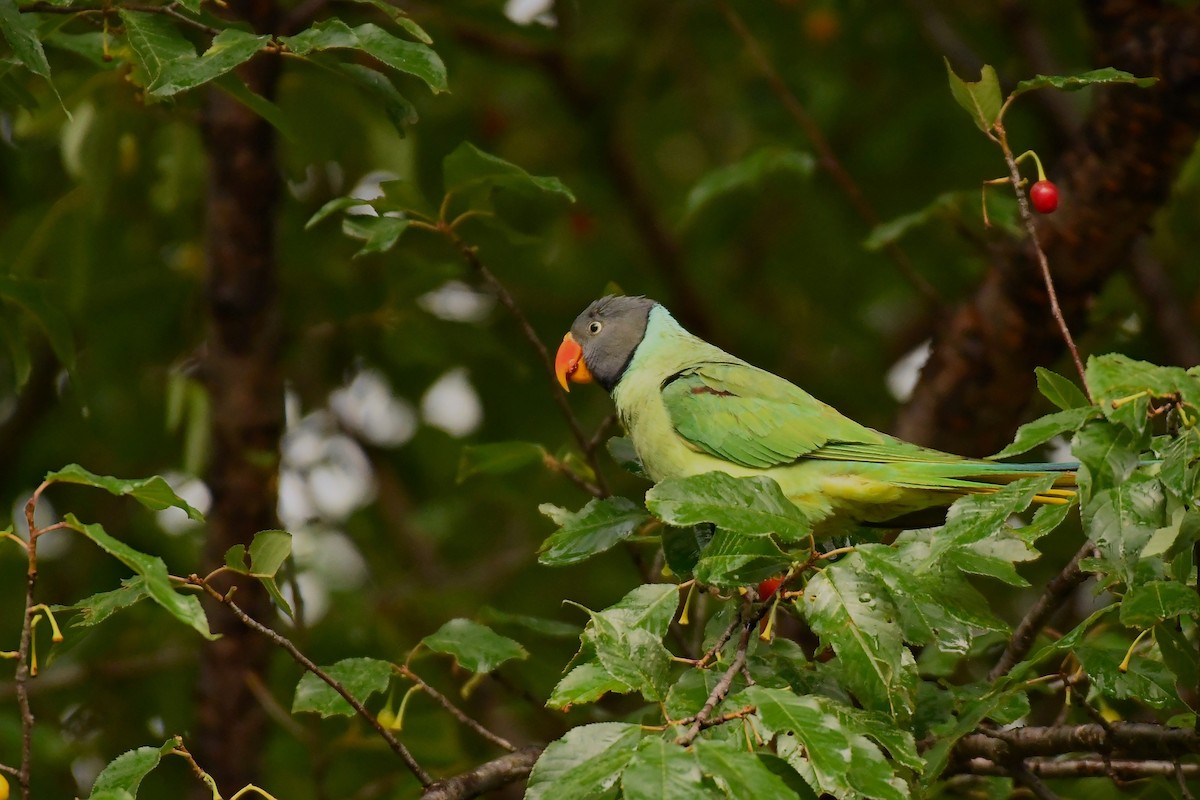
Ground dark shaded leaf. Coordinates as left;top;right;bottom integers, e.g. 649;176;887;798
684;147;814;219
693;738;796;800
457;441;546;482
443;141;574;201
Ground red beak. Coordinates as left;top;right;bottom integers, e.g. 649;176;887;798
555;333;593;391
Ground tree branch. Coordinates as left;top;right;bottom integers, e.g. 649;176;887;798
419;747;544;800
989;542;1097;681
954;722;1200;761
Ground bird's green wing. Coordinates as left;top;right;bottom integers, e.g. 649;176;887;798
660;361;894;469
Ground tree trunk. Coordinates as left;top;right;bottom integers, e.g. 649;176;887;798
195;0;282;791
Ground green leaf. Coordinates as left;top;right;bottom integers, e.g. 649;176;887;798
692;528;791;588
443;141;575;202
151;29;271;96
1142;508;1200;560
990;406;1095;459
478;607;579;639
803;554;915;717
66;515;217;640
0;0;51;78
341;214;411;257
1120;580;1200;627
1083;476;1166;583
421;618;528;673
622;737;716;800
525;722;643;800
745;686;913;800
945;58;1002;132
245;529;293;616
1011;68;1157;99
693;738;796;800
858;541;1005;655
920;476;1055;568
457;441;547;482
646;472;811;540
47;464;203;521
1075;641;1178;710
60;577;150;628
1036;367;1091;410
587;618;672;701
292;657;393;717
281;20;447;93
1087;354;1200;427
589;583;681;636
118;11;194;90
1074;421;1144;498
683;147;814;219
538;497;650;566
548;661;632;709
87;739;178;800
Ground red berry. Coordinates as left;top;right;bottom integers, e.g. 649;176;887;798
1030;180;1059;214
756;576;784;598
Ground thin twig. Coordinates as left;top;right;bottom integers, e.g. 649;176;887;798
993;121;1090;399
198;585;433;787
398;665;516;753
677;602;756;747
716;0;941;307
989;542;1096;681
440;227;610;496
12;479;54;800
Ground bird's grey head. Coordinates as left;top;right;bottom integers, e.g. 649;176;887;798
569;295;657;392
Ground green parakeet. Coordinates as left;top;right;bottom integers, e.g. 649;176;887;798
554;295;1074;536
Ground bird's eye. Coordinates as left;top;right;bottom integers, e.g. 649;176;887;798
588;321;603;335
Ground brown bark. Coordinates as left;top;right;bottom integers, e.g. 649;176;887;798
896;0;1200;455
195;0;282;791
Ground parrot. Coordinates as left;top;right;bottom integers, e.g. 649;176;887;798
554;295;1075;537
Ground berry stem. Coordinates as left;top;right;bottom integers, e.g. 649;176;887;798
994;123;1092;401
